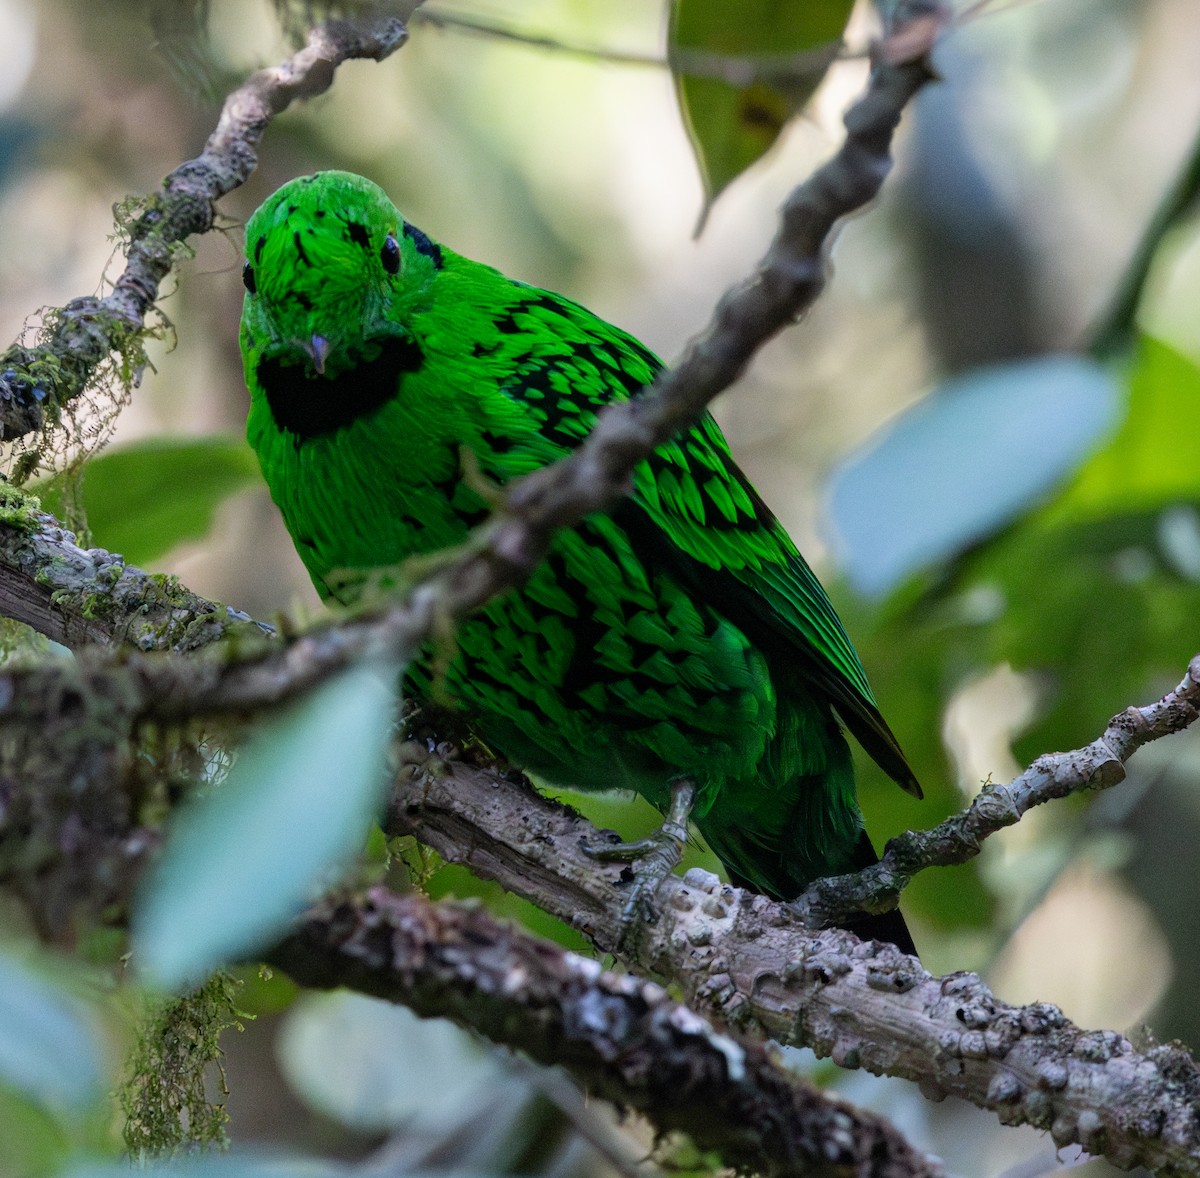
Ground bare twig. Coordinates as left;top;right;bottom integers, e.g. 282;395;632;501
793;658;1200;929
415;8;859;81
0;6;416;444
269;887;943;1178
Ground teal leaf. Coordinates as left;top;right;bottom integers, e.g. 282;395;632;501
827;354;1121;596
35;436;259;566
278;992;499;1131
0;950;104;1111
133;658;400;990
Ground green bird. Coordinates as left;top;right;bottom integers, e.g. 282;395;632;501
240;171;921;952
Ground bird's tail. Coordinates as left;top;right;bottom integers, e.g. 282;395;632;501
834;829;917;957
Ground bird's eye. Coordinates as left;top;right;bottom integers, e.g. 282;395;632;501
380;232;401;275
242;261;257;294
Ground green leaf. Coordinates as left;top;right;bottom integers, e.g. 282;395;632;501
0;950;104;1112
669;0;853;220
0;1086;72;1178
35;436;260;566
827;355;1121;597
1043;335;1200;523
133;659;400;990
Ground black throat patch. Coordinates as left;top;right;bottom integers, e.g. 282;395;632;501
257;335;424;441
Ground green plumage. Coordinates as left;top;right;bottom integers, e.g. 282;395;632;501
240;171;920;943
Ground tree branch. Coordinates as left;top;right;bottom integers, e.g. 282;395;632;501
4;508;1200;1170
383;716;1200;1175
793;658;1200;929
0;6;416;444
0;506;267;651
269;887;943;1178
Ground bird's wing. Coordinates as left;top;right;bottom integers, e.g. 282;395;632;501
617;412;920;798
482;290;919;796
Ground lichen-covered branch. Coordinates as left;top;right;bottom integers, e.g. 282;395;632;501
0;6;416;444
490;4;943;561
0;504;266;651
269;887;943;1178
3;505;1200;1172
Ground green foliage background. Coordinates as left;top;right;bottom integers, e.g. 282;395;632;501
0;1;1198;1175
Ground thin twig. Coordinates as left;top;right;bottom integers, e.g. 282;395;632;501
792;658;1200;929
414;7;865;81
0;6;416;444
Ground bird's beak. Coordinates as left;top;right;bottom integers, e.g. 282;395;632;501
304;334;332;375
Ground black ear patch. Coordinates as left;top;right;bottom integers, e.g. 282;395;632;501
402;222;443;269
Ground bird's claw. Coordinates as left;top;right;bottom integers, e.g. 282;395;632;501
393;735;458;782
581;779;695;951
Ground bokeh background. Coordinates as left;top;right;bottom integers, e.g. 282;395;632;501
1;0;1199;1174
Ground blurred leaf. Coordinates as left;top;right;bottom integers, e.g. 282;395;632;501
827;354;1121;597
35;436;259;567
278;991;501;1132
972;336;1200;746
668;0;852;220
1043;335;1200;522
0;1086;71;1178
0;950;105;1113
133;659;400;990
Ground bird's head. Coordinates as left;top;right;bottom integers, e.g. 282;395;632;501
240;171;442;436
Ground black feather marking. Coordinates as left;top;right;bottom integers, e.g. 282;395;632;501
294;230;311;267
257;335;424;440
479;429;517;454
402;221;443;269
609;496;918;794
455;505;490;529
254;236;265;263
346;221;371;250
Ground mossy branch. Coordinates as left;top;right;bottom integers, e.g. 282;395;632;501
3;503;1200;1170
0;6;416;449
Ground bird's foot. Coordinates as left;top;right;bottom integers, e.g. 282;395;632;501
582;778;695;949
